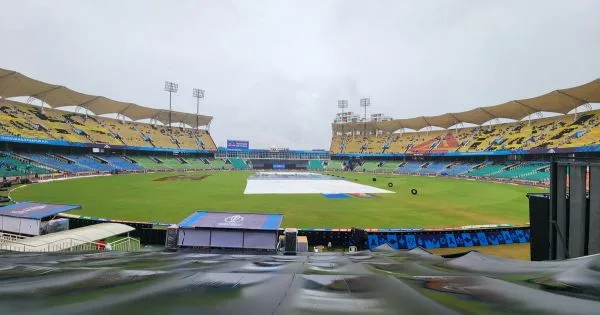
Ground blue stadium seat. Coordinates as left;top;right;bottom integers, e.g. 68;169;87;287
103;156;144;171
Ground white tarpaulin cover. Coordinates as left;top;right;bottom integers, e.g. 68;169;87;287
243;172;393;194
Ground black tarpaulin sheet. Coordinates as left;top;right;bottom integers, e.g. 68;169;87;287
0;249;599;314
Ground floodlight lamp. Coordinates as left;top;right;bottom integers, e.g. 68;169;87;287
164;81;179;93
193;88;205;98
360;98;371;107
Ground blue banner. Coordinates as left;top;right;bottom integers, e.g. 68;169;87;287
122;146;211;154
367;228;530;250
0;135;83;147
217;147;329;154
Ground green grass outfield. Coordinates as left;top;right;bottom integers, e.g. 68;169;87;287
10;171;545;228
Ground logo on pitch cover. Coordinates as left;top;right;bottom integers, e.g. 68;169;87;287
218;215;244;227
10;205;47;215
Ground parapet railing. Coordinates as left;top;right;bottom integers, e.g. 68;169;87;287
0;232;28;243
0;236;140;253
109;237;141;252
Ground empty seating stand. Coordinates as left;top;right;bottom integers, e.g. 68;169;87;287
103;156;144;171
395;162;421;173
0;153;53;177
0;100;219;151
465;164;506;177
324;160;345;171
209;158;232;170
330;110;600;154
69;155;116;172
379;161;401;172
228;158;250;169
416;162;449;175
443;163;476;176
22;153;92;173
307;160;325;170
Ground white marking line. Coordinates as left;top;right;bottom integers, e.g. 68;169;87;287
244;179;394;195
36;174;112;183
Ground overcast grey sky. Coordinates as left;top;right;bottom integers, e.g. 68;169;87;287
2;1;600;149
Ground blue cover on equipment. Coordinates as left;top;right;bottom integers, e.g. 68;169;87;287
0;202;81;219
178;211;283;231
322;193;351;199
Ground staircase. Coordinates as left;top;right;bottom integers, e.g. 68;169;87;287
0;123;15;136
170;135;181;149
195;136;206;150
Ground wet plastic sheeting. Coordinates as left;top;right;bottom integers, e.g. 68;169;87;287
555;164;568;259
177;229;210;247
210;230;244;248
569;165;587;258
0;249;600;314
590;166;600;254
243;231;277;249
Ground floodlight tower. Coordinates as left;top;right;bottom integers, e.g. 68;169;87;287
192;88;205;131
164;81;179;129
360;97;371;136
337;100;348;136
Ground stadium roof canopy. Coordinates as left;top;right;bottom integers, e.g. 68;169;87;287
0;68;212;127
332;78;600;133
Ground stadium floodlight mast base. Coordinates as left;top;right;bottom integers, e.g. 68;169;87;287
164;81;179;130
360;97;371;137
337;100;348;137
192;88;205;131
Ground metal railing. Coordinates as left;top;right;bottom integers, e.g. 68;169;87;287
109;237;141;252
0;236;141;253
0;232;28;243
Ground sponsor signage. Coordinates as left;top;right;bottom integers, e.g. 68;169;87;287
227;140;249;149
367;227;530;250
217;215;245;227
0;135;80;147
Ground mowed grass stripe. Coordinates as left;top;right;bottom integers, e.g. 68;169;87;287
11;171;544;228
